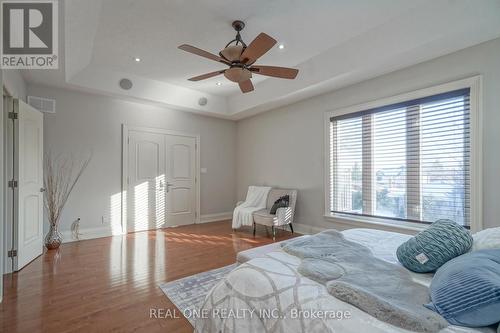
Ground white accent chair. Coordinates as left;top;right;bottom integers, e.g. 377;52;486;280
238;188;297;240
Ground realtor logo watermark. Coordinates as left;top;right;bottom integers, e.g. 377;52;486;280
1;0;58;69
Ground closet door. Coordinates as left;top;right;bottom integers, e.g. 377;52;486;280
164;134;196;227
125;128;198;232
127;130;166;232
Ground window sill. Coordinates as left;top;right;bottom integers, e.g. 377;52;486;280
324;213;428;233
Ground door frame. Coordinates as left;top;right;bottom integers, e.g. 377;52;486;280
2;92;14;275
1;86;7;301
121;125;200;233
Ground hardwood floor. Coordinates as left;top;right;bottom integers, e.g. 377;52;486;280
0;220;297;333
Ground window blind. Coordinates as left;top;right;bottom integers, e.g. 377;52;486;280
330;88;470;227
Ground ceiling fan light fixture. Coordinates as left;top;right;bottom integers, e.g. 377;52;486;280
220;45;244;62
278;43;285;50
224;67;252;83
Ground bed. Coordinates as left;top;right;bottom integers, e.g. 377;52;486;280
195;228;495;333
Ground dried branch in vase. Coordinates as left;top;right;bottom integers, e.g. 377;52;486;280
43;152;91;249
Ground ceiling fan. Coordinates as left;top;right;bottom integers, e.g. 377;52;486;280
178;20;299;93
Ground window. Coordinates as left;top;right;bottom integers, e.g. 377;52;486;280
329;88;471;227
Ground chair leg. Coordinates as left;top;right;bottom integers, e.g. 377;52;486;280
289;223;294;234
253;223;256;236
272;226;276;241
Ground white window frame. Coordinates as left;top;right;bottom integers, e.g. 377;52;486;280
324;76;483;233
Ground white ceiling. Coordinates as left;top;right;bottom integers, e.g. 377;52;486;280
22;0;500;119
90;0;421;96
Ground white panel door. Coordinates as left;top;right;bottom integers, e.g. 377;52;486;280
16;99;44;270
165;134;196;226
127;130;166;232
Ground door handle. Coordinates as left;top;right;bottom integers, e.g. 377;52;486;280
166;182;173;193
40;188;46;193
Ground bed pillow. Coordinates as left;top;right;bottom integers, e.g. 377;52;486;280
396;219;472;273
472;227;500;251
425;249;500;327
269;195;289;214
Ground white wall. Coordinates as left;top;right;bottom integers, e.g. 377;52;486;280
236;37;500;233
27;85;237;239
2;70;26;101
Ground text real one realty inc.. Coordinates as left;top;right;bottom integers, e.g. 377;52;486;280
150;308;352;320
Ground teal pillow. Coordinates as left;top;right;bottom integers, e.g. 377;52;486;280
425;249;500;327
396;219;473;273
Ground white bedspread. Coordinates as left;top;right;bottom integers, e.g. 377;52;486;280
232;186;271;229
195;228;495;333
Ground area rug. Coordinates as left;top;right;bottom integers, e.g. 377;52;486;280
159;264;237;326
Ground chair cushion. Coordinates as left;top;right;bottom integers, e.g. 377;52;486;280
425;249;500;327
266;189;294;209
253;209;277;227
269;195;289;214
396;219;473;273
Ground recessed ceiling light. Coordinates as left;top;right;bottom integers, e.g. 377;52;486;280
216;82;222;86
278;44;285;50
134;57;141;62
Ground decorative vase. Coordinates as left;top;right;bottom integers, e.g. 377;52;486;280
45;224;63;250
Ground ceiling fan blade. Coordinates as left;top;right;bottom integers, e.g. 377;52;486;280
250;65;299;79
178;44;230;65
188;70;225;81
239;80;254;93
240;33;277;64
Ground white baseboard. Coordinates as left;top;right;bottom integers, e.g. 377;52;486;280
199;212;232;224
60;212;234;243
61;226;115;243
293;220;420;236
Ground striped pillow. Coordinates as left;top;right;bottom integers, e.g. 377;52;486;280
425;249;500;327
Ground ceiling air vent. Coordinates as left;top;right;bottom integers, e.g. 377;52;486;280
28;96;56;114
